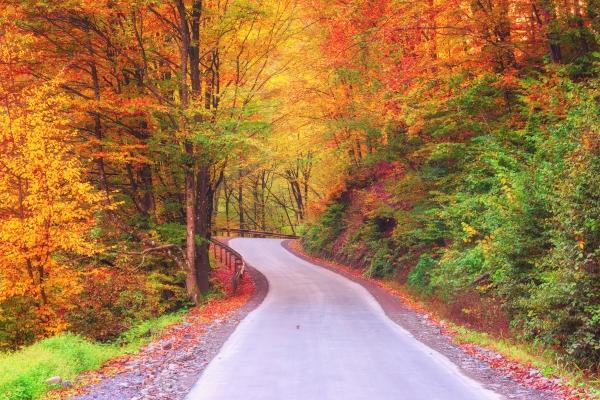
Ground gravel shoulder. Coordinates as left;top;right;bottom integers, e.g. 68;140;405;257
281;240;567;400
64;266;268;400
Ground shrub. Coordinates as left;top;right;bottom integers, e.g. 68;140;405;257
67;266;189;342
408;254;436;294
0;297;43;352
365;245;394;278
302;204;346;255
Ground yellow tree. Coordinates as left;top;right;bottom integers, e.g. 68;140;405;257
0;80;103;338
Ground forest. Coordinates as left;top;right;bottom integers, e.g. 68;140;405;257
0;0;598;392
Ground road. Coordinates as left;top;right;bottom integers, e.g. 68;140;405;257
186;238;502;400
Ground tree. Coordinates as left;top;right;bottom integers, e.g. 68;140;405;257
0;81;103;337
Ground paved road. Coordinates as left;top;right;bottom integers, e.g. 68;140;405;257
186;238;502;400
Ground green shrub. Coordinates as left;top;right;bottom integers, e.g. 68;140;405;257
0;297;42;352
302;204;346;255
365;246;394;278
408;254;436;294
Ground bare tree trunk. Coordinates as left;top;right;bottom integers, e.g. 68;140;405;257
213;177;221;227
177;0;202;303
224;177;231;229
195;165;212;294
238;168;245;231
188;0;212;296
185;169;200;303
90;59;111;204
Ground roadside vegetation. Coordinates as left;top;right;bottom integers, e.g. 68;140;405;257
0;312;184;400
302;71;600;383
448;323;598;392
298;241;600;396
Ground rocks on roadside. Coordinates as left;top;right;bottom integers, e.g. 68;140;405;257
177;353;195;362
167;363;178;371
46;376;62;385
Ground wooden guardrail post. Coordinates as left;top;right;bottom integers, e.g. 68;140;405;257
210;238;246;295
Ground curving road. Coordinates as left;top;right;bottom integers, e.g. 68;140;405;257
186;238;502;400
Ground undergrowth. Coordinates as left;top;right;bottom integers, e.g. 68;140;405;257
0;311;184;400
449;323;600;396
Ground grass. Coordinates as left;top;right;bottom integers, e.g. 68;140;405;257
0;311;185;400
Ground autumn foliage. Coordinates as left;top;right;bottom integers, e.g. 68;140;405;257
0;0;298;350
0;80;104;342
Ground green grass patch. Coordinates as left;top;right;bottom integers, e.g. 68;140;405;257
0;311;185;400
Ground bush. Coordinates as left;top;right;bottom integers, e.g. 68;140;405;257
0;297;43;352
365;245;394;278
408;254;436;294
302;203;346;255
516;125;600;368
67;266;189;342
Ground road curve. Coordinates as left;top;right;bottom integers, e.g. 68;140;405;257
186;238;502;400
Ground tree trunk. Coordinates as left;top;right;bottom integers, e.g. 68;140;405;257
187;0;212;296
224;178;231;229
238;168;245;231
176;0;202;303
90;59;111;203
194;165;212;294
185;169;201;303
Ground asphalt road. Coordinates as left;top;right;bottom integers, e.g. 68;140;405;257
186;238;502;400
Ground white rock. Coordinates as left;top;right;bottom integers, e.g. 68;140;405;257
45;376;62;385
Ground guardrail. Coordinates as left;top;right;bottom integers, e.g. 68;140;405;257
210;229;298;293
213;228;299;239
210;238;246;294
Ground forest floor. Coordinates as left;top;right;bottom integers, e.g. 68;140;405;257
45;266;267;400
283;240;598;400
